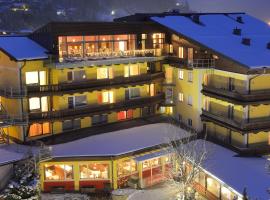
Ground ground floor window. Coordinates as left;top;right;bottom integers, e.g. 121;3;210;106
44;164;73;181
79;163;109;180
117;159;137;177
28;122;50;137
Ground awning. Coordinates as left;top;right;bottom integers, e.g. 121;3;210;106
134;149;172;162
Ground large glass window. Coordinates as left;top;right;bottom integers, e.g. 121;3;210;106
117;159;137;177
58;35;136;61
152;33;165;49
29;122;50;137
45;164;73;180
29;96;48;112
207;177;220;197
80;163;109;180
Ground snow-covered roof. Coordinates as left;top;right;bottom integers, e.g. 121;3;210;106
0;36;48;61
151;14;270;68
195;140;269;199
51;123;190;158
0;144;28;166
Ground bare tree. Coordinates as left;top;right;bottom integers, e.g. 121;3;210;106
164;123;208;200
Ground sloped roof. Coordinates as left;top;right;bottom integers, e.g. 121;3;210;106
151;13;270;68
193;140;269;199
51;123;190;158
0;36;48;61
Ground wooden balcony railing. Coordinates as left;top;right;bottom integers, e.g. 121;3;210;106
202;109;270;132
27;72;164;97
202;85;270;104
29;93;165;122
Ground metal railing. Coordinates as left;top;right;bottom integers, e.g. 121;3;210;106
29;93;165;122
27;72;165;95
188;59;215;68
59;49;162;63
0;87;27;98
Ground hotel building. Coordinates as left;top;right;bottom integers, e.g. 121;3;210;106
0;12;269;199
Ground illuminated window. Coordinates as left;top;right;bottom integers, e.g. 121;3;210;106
206;177;220;197
29;97;40;111
29;122;50;137
45;164;73;180
152;33;165;49
117;110;133;121
97;67;113;79
25;71;46;85
179;70;184;80
188;71;193;82
178;93;184;102
178;47;184;58
165;67;173;83
117;159;137;177
80;163;109;180
124;64;140;77
99;91;114;104
169;44;173;54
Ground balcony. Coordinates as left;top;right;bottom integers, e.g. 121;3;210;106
26;72;164;96
202;109;270;132
28;93;165;122
47;49;165;69
202;85;270;105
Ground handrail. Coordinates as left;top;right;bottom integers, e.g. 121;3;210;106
27;72;165;95
188;59;215;68
29;93;165;121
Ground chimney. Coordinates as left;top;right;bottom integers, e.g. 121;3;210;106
237;16;243;23
242;38;251;46
267;42;270;49
233;28;242;36
192;15;200;24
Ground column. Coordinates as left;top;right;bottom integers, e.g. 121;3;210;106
112;160;118;190
73;162;80;191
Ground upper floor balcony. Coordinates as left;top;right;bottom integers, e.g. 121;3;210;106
28;93;165;122
201;102;270;132
26;72;164;97
202;74;270;105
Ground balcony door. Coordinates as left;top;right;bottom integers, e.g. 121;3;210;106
228;105;234;120
188;48;194;65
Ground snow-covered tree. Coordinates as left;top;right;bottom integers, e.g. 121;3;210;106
165;124;208;200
